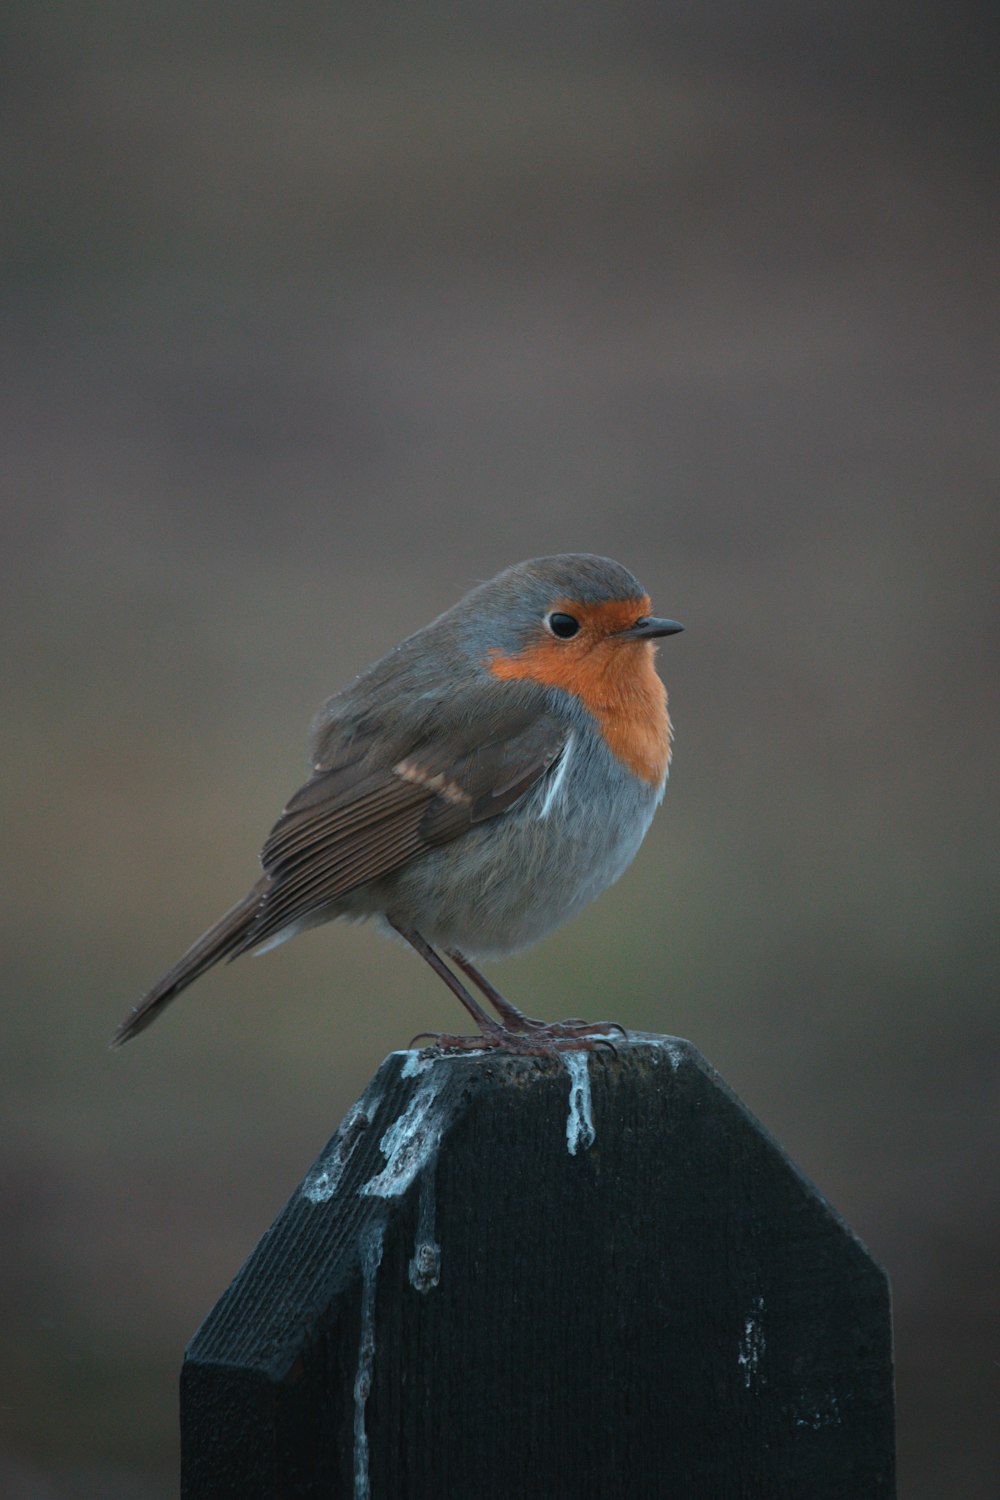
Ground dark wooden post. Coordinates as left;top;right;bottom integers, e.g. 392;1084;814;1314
181;1034;895;1498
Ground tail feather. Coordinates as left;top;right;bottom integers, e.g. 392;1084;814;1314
111;882;267;1048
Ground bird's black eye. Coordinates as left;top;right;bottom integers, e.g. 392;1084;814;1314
546;611;580;639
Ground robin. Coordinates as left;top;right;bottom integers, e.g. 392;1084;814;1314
112;554;683;1053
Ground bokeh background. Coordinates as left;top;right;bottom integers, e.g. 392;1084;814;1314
3;3;997;1495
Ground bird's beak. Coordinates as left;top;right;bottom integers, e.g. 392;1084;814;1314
617;616;685;640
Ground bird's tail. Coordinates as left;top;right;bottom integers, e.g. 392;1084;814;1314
111;881;267;1048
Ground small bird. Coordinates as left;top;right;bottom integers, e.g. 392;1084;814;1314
113;554;683;1053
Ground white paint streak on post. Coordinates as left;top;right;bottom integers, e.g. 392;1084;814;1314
361;1072;449;1198
737;1294;766;1389
353;1219;385;1500
565;1050;596;1155
302;1100;375;1204
408;1167;442;1294
399;1049;435;1079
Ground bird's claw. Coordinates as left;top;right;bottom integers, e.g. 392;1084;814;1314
407;1019;622;1060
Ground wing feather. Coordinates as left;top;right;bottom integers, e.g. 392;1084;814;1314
238;708;568;952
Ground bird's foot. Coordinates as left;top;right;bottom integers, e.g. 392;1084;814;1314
524;1016;627;1043
488;1008;627;1048
476;997;626;1044
408;1019;622;1058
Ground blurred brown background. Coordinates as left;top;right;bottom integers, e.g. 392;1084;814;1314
2;3;997;1495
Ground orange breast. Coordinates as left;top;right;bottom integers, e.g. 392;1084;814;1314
487;597;672;786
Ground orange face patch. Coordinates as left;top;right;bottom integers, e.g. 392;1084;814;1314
487;595;672;786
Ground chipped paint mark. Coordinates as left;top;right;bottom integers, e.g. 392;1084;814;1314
303;1101;373;1203
565;1050;596;1155
361;1073;450;1198
738;1294;766;1389
353;1220;385;1500
408;1167;442;1294
794;1390;842;1429
650;1037;685;1070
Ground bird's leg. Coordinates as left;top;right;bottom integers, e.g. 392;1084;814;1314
391;922;503;1039
447;948;626;1046
393;925;617;1056
445;949;545;1030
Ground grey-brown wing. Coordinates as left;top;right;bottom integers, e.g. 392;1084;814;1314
236;710;568;952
